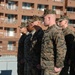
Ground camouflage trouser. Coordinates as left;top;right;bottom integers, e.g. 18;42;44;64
17;63;24;75
41;61;60;75
41;68;60;75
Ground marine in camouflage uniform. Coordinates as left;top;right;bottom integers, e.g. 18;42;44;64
41;9;67;75
57;16;75;75
17;22;29;75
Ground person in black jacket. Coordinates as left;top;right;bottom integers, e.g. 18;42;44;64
24;16;44;75
17;22;29;75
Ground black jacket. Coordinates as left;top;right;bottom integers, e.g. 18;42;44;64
24;28;44;67
17;34;27;63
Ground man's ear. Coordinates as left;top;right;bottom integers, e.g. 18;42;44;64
48;17;50;21
65;20;68;24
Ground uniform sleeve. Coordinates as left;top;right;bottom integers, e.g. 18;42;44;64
53;30;67;68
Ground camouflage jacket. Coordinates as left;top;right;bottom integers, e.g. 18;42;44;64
63;26;75;36
41;25;67;68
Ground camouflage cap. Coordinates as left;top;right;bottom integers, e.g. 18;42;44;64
19;22;28;28
43;8;56;16
58;15;69;22
27;16;42;24
32;15;42;22
27;19;34;24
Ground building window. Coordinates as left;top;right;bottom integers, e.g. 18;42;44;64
71;0;75;1
0;27;3;35
67;7;75;12
7;41;16;51
5;14;17;23
4;28;16;37
0;41;2;50
0;0;5;6
37;4;48;11
0;13;4;21
52;6;63;14
69;20;75;25
6;1;18;10
22;16;32;22
22;2;34;10
0;27;3;30
52;0;63;2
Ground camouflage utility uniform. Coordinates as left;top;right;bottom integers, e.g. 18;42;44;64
41;25;66;75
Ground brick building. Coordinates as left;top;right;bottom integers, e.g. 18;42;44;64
0;0;75;56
